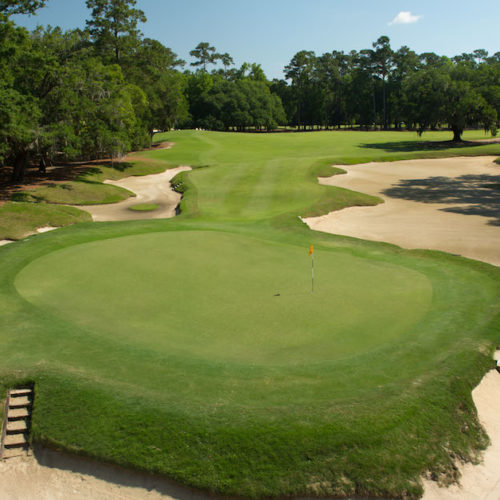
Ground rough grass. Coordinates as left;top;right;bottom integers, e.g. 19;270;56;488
1;129;500;498
11;181;134;205
0;202;91;240
78;157;175;183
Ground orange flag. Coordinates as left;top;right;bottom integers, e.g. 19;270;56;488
309;245;314;255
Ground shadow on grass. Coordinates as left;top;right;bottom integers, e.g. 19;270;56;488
382;174;500;225
78;162;135;177
32;445;388;500
32;445;212;500
360;140;487;153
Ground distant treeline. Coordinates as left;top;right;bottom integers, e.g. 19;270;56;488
1;0;499;181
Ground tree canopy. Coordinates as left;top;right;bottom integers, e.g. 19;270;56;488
1;6;499;184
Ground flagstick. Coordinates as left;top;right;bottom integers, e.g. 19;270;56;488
311;252;314;293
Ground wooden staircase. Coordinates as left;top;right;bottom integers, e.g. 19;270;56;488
1;386;33;459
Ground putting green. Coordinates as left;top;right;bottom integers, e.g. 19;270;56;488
15;231;431;366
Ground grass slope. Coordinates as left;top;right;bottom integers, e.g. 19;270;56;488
1;130;500;498
12;181;134;205
0;202;92;240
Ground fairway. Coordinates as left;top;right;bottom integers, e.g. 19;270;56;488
2;130;500;498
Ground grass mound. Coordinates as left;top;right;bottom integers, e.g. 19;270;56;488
12;181;134;205
0;202;91;240
128;203;159;212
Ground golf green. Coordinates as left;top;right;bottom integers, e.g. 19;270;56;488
15;231;431;366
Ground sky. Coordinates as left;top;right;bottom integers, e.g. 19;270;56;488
12;0;500;80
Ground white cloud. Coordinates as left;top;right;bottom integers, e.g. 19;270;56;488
388;11;422;26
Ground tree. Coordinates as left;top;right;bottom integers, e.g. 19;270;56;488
284;50;316;129
190;42;221;72
85;0;146;64
389;46;420;128
0;0;45;16
126;38;188;135
371;36;394;129
403;61;497;141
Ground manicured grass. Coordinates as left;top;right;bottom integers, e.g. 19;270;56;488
11;180;134;205
0;202;91;240
150;130;500;222
1;130;500;498
128;203;159;212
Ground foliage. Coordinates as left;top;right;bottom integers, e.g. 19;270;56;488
85;0;146;64
275;37;500;140
0;0;45;16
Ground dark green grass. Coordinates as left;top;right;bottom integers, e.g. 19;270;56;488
11;181;134;205
78;157;173;183
128;203;159;212
1;130;500;498
0;202;91;240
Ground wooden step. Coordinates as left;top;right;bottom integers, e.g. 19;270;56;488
6;420;28;433
9;388;32;397
9;395;31;407
3;433;28;448
1;447;27;459
7;407;30;419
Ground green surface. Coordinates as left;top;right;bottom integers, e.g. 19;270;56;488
128;203;159;212
15;231;432;366
1;130;500;498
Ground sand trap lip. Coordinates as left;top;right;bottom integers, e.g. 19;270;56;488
1;227;58;247
422;351;500;500
303;156;500;267
0;446;209;500
77;166;191;222
36;226;57;233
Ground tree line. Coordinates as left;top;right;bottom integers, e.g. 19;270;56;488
274;37;499;142
1;0;499;182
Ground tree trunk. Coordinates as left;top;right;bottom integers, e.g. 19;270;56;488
382;79;387;130
38;154;47;174
452;126;463;142
11;151;28;182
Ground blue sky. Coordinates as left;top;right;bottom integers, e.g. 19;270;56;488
13;0;500;80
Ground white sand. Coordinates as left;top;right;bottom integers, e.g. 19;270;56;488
0;240;14;246
304;156;500;266
36;226;57;233
79;166;191;222
0;447;206;500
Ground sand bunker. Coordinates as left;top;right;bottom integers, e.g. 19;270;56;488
422;351;500;500
0;446;208;500
304;156;500;266
79;166;191;222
